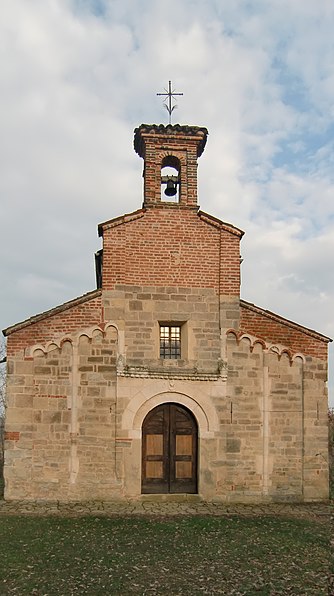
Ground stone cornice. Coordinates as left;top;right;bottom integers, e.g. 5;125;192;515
117;365;225;381
134;124;208;158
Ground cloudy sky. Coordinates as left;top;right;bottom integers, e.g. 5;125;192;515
1;0;334;403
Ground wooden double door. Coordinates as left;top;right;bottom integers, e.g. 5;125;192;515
142;403;198;494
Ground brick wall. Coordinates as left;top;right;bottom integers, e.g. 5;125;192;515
101;208;242;296
100;123;242;297
5;292;102;357
240;301;329;361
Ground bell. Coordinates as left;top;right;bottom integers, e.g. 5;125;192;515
165;179;177;197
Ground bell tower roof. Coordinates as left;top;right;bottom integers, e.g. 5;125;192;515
133;124;208;158
133;124;208;209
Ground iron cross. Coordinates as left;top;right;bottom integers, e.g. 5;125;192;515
157;81;183;124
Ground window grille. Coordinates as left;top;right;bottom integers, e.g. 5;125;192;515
160;325;181;359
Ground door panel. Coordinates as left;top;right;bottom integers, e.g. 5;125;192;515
141;404;169;493
146;434;163;455
169;404;197;493
142;403;197;494
176;435;192;455
145;435;164;479
175;461;192;478
146;461;163;479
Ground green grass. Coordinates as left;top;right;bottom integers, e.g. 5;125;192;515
0;515;330;595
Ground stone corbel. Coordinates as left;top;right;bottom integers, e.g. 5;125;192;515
217;358;228;378
116;353;126;373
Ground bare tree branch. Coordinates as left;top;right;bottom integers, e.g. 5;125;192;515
0;337;5;489
0;336;6;415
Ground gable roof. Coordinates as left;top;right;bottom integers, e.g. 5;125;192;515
98;207;244;238
98;208;145;236
3;289;102;336
198;211;244;237
240;299;332;343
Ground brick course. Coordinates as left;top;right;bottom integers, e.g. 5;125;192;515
4;432;20;441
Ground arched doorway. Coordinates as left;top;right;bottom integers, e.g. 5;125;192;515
141;403;198;494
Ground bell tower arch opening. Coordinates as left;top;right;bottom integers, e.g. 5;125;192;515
161;155;180;203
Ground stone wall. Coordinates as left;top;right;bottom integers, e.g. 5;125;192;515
3;301;329;501
104;285;221;372
220;333;329;501
4;324;121;501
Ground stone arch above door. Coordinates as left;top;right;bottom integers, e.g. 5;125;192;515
122;390;219;439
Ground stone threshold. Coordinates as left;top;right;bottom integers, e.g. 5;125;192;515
139;494;202;503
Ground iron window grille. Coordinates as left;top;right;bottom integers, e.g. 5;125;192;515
160;325;181;359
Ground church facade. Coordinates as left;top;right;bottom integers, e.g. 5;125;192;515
3;124;330;502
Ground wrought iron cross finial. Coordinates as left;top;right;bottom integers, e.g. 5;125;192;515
157;80;183;124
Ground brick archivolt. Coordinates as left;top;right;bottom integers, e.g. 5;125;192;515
226;329;306;364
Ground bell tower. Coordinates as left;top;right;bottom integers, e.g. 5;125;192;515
133;124;208;209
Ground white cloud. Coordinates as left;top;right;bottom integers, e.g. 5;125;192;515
1;0;334;401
